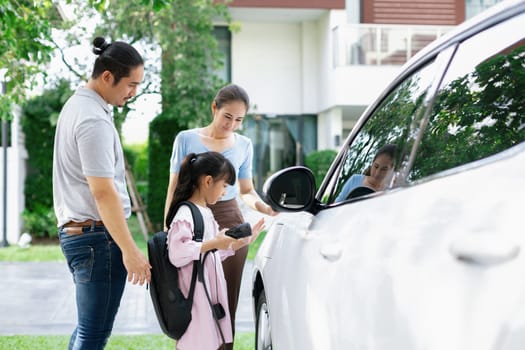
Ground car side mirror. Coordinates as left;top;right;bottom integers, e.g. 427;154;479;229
262;166;317;213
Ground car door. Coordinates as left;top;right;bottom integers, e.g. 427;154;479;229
257;45;454;349
307;48;455;349
387;12;525;350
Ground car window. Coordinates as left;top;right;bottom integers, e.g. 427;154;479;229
324;57;445;204
408;13;525;182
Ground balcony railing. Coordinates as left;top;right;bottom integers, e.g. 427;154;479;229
333;24;454;67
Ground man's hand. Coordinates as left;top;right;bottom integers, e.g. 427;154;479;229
122;247;151;286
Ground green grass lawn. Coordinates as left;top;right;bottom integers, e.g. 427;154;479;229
0;332;255;349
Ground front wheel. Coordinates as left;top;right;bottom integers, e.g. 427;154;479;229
255;290;272;350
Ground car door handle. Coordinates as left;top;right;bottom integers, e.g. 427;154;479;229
450;236;520;266
320;243;342;261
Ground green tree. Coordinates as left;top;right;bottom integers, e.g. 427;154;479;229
0;0;57;119
148;1;231;229
91;0;232;229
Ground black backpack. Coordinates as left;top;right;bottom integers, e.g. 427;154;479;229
147;201;204;340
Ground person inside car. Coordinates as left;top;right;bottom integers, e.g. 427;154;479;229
335;143;397;202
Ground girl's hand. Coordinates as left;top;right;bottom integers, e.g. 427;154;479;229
216;229;250;251
230;218;266;249
212;218;266;252
211;230;239;251
248;218;265;244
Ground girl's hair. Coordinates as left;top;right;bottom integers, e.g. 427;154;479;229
364;143;397;175
214;84;250;112
91;37;144;85
165;152;236;229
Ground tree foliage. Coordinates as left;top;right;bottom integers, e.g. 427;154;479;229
0;0;57;119
9;0;233;230
93;0;231;127
92;0;232;229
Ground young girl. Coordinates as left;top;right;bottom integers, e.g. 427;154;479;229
165;151;265;350
164;84;277;350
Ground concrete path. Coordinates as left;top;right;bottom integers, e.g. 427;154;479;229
0;260;254;335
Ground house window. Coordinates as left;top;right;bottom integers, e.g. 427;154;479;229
1;120;11;148
213;26;231;82
466;0;503;19
242;114;317;191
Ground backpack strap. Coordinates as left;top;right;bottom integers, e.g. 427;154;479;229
177;201;204;243
173;201;205;305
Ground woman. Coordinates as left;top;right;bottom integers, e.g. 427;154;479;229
335;144;397;202
164;84;276;350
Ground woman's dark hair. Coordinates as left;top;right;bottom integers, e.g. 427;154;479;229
214;84;250;112
374;143;397;162
91;37;144;85
364;143;397;175
165;151;236;229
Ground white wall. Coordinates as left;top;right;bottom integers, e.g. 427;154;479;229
317;107;343;150
232;22;303;115
228;8;403;151
0;107;26;244
299;20;319;114
332;65;400;108
316;10;347;115
231;10;345;116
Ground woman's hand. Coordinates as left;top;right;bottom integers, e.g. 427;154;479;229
255;201;279;217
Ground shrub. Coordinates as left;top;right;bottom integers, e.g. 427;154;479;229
20;80;72;239
22;205;57;238
147;113;182;231
21;80;72;211
124;142;149;201
304;149;338;190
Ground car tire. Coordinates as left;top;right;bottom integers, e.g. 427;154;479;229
255;290;272;350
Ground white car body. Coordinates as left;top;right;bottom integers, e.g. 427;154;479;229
256;146;525;349
252;1;525;349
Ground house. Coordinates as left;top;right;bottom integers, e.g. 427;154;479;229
220;0;502;189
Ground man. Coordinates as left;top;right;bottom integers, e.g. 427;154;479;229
52;37;151;349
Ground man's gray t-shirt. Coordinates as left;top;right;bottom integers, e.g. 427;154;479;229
53;87;131;227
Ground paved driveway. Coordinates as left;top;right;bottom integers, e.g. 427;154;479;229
0;260;254;335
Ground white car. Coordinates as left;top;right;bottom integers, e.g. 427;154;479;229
252;1;525;349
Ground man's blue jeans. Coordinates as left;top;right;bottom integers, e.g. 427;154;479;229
59;226;127;350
